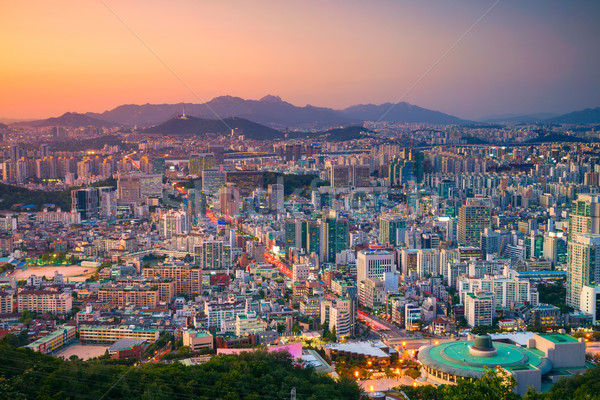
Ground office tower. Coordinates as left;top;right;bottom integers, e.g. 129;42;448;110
285;218;304;249
389;157;414;186
267;183;284;213
457;198;491;247
138;174;162;198
194;240;232;273
117;173;142;204
186;189;200;222
152;158;166;175
331;165;350;188
356;249;396;284
323;217;349;262
566;234;600;309
411;151;424;184
189;153;216;176
71;188;99;220
202;170;227;196
306;220;322;259
351;164;370;187
569;194;600;239
379;214;406;246
219;183;240;219
389;157;402;186
208;144;225;165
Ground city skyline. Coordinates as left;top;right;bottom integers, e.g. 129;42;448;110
2;1;600;120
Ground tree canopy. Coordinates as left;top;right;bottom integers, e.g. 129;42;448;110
0;340;361;400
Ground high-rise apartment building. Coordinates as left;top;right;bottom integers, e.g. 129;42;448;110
457;198;491;247
569;194;600;239
194;240;232;273
143;264;202;297
566;234;600;309
465;291;494;327
160;210;190;239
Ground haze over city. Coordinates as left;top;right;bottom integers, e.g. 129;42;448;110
2;0;600;120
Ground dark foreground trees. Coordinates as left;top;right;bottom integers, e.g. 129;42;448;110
0;339;361;400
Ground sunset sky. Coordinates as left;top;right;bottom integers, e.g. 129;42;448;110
1;0;599;120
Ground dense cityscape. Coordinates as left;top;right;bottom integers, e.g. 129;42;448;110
0;111;599;399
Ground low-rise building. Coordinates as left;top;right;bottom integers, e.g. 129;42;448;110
79;325;159;343
108;338;148;359
25;325;76;354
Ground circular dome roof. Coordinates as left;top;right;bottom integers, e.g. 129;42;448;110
418;340;553;379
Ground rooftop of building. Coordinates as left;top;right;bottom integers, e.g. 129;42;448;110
325;341;391;359
108;338;147;352
25;325;75;348
418;339;552;379
537;333;579;344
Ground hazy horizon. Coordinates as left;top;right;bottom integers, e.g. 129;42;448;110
2;0;600;120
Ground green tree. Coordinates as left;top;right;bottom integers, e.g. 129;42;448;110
440;368;519;400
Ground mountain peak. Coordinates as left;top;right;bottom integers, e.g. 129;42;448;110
260;95;283;103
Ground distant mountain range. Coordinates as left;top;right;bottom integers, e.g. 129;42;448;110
546;107;600;124
85;95;469;128
340;102;468;125
12;112;116;128
8;97;600;130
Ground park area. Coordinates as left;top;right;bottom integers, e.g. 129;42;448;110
56;344;109;361
9;265;94;282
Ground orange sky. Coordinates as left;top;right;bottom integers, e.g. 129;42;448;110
1;1;598;120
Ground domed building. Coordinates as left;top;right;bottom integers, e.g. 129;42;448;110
418;333;589;396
